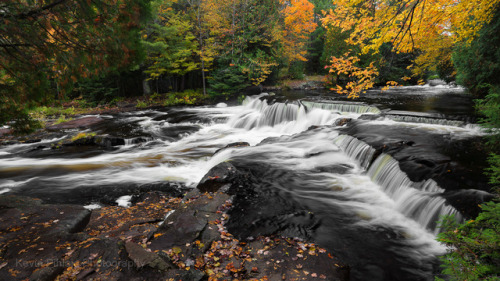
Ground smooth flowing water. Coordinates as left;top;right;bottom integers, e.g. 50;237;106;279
0;85;491;280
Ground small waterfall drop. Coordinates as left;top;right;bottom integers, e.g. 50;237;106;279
332;134;462;233
228;97;339;133
302;100;381;114
333;135;376;169
385;115;466;127
367;154;462;233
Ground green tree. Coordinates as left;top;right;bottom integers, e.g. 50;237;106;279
437;5;500;280
206;0;281;92
436;202;500;281
0;0;151;130
143;0;199;93
453;7;500;97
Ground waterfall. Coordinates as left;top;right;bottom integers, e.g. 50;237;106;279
385;115;466;127
332;134;462;233
229;98;304;129
302;100;381;114
334;135;376;169
228;97;338;133
367;154;462;233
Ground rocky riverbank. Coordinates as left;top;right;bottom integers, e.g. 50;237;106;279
0;173;349;280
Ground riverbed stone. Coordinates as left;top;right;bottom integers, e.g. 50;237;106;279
46;116;104;131
196;162;240;193
150;209;207;250
0;195;92;280
125;241;173;270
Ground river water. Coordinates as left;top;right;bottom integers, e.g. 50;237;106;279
0;85;492;280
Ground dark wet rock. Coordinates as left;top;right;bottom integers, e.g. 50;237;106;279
29;266;65;281
95;136;126;147
46;116;104;131
242;237;349;281
27;145;48;152
196;162;242;193
158;124;201;140
213;142;250;155
335;118;352;126
189;192;232;214
24;138;42;144
11;181;185;206
0;195;92;280
155;110;211;124
0;140;20;146
49;208;91;235
242;85;263;96
0;194;43;208
149;192;230;257
125;241;173;270
358;114;381;121
149;209;208;250
442;189;496;218
0;187;347;281
63;135;125;148
128;137;150;144
0;195;91;241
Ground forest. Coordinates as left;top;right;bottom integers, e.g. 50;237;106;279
1;0;499;280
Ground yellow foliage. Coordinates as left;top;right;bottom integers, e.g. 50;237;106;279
325;52;378;99
322;0;500;76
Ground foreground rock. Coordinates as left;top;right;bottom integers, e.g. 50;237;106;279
0;188;348;281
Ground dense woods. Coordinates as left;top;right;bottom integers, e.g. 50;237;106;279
2;0;499;116
1;0;500;279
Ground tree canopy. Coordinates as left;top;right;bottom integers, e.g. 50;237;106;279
0;0;151;128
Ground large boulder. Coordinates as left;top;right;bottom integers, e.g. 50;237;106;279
196;162;241;193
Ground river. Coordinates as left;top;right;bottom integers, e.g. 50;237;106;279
0;84;493;280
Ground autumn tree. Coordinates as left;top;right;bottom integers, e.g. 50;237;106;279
321;0;500;79
324;52;378;99
278;0;317;63
0;0;151;130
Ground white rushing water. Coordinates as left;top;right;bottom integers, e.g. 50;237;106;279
0;93;485;258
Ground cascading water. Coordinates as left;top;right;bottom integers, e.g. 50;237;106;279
228;96;342;134
301;100;381;114
332;134;462;233
367;154;462;233
333;135;376;169
0;90;488;280
385;115;466;127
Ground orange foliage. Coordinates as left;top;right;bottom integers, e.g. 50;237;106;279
279;0;317;62
325;52;378;99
